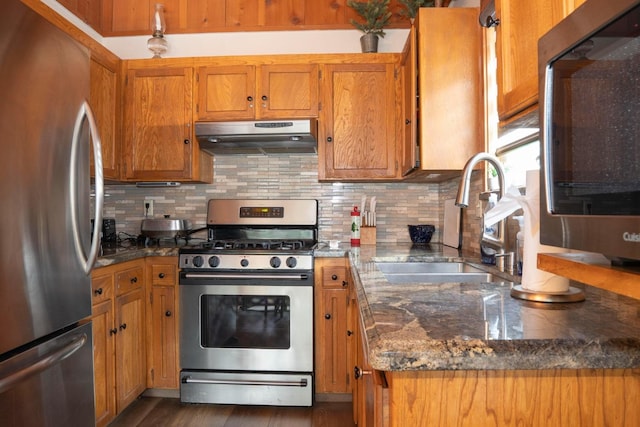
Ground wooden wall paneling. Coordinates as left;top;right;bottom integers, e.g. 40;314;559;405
225;0;260;28
185;0;227;31
109;0;150;33
304;0;347;25
263;0;305;27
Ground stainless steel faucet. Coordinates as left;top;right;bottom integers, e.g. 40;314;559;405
455;152;514;273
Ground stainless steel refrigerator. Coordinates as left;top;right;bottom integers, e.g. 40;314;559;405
0;0;104;425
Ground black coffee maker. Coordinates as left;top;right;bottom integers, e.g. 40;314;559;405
92;218;117;249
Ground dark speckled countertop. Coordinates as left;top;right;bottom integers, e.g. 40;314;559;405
346;243;640;372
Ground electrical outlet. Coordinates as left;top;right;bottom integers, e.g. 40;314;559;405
144;199;154;217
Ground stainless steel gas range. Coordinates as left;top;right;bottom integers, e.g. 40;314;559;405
178;199;318;406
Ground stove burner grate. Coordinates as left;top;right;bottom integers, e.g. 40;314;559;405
202;239;307;251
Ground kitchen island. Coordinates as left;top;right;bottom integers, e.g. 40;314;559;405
346;243;640;427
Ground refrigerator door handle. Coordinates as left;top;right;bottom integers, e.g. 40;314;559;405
0;332;88;394
70;101;104;274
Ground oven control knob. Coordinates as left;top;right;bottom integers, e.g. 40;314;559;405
286;257;297;268
192;256;204;268
208;256;220;268
240;258;249;267
270;256;282;268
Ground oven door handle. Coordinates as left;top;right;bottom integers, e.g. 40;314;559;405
182;376;308;387
182;273;308;280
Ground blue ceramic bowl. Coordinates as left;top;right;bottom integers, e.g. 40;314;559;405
408;224;435;244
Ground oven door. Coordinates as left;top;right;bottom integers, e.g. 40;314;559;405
180;276;313;373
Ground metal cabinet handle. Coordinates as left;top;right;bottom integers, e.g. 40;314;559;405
354;366;371;380
158;273;165;279
347;330;353;336
331;274;338;280
324;313;331;320
247;96;253;102
327;137;332;142
119;323;127;331
261;95;268;101
342;281;348;287
130;277;137;284
184;139;190;144
165;310;172;317
109;328;118;335
94;288;103;295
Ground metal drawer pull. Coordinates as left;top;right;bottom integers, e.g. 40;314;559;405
184;273;307;280
0;333;86;394
182;376;307;387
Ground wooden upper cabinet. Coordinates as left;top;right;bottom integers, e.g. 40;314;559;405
90;57;120;181
123;66;211;182
399;24;417;176
196;63;318;121
416;7;484;172
495;0;586;121
197;65;255;121
319;62;399;181
259;64;319;119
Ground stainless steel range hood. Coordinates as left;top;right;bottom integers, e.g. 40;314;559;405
195;119;317;155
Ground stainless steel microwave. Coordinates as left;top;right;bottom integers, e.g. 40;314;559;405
539;0;640;264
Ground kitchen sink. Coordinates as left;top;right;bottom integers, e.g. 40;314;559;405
376;262;496;284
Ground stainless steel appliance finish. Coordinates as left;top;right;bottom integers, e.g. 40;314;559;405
195;119;318;155
179;199;317;406
539;0;640;263
0;1;103;425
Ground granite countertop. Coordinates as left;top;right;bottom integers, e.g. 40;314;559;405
349;243;640;372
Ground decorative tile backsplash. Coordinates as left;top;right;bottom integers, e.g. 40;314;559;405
102;154;483;252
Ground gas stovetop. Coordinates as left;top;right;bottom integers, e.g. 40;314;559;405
179;199;318;272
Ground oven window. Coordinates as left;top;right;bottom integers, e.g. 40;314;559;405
201;295;290;349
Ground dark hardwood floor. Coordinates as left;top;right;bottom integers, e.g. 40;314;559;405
109;397;356;427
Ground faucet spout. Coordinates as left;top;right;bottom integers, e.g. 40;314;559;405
455;152;506;208
455;152;513;271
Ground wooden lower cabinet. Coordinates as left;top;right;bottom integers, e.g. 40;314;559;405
352;286;388;427
145;257;180;390
386;369;640;427
351;291;640;427
314;257;355;396
91;259;146;427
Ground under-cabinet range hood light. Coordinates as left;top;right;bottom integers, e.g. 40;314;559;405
195;119;318;155
136;182;181;188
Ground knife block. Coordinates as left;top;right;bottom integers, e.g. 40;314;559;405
361;226;376;245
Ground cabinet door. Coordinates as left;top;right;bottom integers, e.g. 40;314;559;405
123;67;195;180
257;64;319;119
148;285;178;389
399;25;417;176
196;65;256;121
495;0;584;121
354;310;388;427
319;63;398;181
314;259;351;394
90;57;119;180
115;287;146;412
417;7;484;171
92;299;116;427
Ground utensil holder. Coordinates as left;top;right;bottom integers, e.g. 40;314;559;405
361;226;376;245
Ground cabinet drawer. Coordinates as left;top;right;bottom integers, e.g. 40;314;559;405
151;264;177;286
115;266;144;295
322;266;349;289
92;274;114;305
